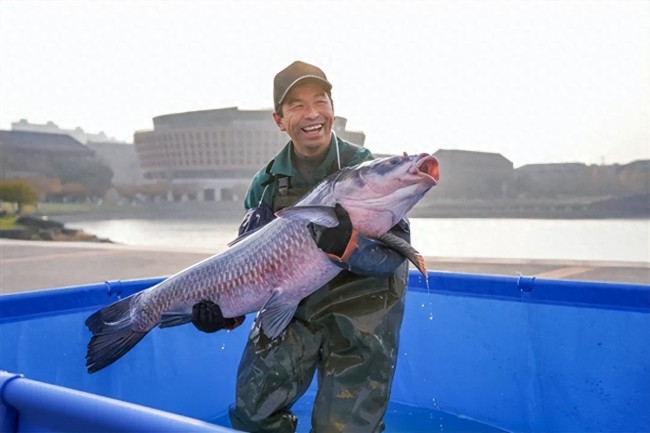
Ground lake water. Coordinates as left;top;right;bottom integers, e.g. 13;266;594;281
64;217;650;263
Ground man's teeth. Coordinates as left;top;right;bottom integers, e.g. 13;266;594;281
302;124;322;132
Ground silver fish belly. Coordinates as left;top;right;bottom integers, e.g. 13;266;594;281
133;216;340;332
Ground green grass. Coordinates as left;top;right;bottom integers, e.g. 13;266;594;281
35;202;99;215
0;215;19;229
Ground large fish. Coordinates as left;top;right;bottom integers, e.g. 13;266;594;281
85;153;439;373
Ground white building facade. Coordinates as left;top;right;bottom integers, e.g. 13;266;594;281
134;107;365;201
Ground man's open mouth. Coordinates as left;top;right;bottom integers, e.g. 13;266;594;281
301;124;323;133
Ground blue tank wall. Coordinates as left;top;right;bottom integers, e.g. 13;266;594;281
0;272;648;432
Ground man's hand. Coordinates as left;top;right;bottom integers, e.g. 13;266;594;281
192;300;245;333
309;203;354;258
309;204;411;277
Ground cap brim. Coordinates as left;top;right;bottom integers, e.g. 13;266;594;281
277;75;332;108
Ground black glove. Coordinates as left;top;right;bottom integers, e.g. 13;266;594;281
309;203;354;258
309;204;411;277
191;300;245;333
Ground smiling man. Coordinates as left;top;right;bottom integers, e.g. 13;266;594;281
193;61;412;433
272;63;335;158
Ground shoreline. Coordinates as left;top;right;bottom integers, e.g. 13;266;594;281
42;208;650;224
27;194;650;222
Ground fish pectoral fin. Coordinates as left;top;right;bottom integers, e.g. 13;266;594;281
275;205;339;228
257;288;298;339
378;232;429;281
159;311;192;328
227;225;264;247
159;301;194;328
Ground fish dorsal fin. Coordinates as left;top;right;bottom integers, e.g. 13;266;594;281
229;205;338;248
228;225;264;247
257;288;298;339
275;205;339;228
378;232;429;286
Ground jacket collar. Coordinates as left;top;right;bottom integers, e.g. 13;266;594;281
269;133;339;178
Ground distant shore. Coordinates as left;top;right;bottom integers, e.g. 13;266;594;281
30;193;650;223
0;214;113;243
33;201;247;223
412;193;650;220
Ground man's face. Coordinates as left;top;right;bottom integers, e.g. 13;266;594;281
273;81;334;157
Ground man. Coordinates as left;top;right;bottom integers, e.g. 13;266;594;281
194;61;410;433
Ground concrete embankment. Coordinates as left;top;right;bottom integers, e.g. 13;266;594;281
1;239;647;294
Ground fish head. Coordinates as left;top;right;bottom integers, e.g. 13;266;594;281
332;153;439;237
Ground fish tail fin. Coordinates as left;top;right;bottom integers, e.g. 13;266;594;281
85;293;149;374
378;232;429;285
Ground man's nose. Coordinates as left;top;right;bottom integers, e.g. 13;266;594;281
304;103;319;119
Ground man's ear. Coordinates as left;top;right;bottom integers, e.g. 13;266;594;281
272;112;285;131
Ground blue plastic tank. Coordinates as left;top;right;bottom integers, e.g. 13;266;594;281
1;271;648;432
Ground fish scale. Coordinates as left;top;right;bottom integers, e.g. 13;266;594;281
135;216;338;332
84;153;439;373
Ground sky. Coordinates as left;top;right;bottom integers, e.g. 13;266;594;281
1;0;648;168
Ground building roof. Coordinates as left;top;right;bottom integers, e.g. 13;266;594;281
0;130;93;155
433;148;513;166
516;162;589;172
622;159;650;172
151;107;274;130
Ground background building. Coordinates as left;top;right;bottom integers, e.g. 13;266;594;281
514;163;593;198
0;130;94;179
86;141;144;186
133;107;366;201
10;119;144;187
5;115;647;214
432;149;514;199
0;129;114;201
12;119;122;145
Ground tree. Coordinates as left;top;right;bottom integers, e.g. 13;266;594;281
620;167;650;194
53;158;113;199
115;184;138;200
24;176;63;199
0;180;39;213
138;182;171;200
62;182;88;201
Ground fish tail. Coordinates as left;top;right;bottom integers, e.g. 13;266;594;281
85;293;149;374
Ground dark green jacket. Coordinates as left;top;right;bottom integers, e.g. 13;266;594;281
231;136;409;433
243;133;372;210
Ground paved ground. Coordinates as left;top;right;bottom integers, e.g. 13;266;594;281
1;239;648;294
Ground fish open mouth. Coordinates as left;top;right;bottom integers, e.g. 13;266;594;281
414;154;439;184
